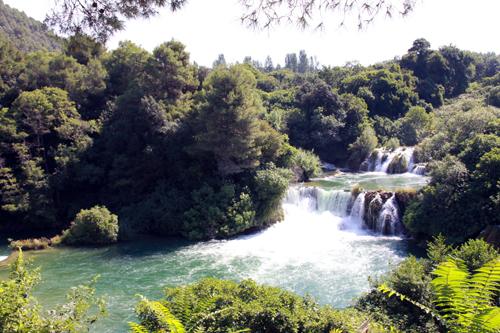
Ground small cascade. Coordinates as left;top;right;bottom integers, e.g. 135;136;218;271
285;187;352;217
362;191;402;235
285;187;319;211
361;147;426;175
376;195;400;234
350;192;365;220
412;164;426;175
316;189;352;216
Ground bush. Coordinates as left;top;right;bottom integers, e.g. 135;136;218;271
386;153;409;174
62;205;119;245
356;257;438;333
0;250;105;332
252;164;292;224
384;137;400;151
182;184;257;240
288;147;321;181
451;238;499;271
161;278;368;333
9;236;61;251
487;86;500;107
397;106;433;146
348;126;378;169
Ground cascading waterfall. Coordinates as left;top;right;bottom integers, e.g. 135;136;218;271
375;194;400;235
285;186;402;235
285;187;352;217
361;147;426;175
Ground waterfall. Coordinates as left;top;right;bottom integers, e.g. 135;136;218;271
375;194;400;235
412;164;426;175
350;192;365;220
361;147;426;175
285;187;352;217
316;189;352;216
285;186;404;235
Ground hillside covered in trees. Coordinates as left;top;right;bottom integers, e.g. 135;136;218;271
0;0;62;52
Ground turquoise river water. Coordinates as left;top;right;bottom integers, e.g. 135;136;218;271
0;171;428;332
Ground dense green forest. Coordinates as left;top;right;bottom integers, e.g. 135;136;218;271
0;0;62;52
0;3;499;332
0;31;498;244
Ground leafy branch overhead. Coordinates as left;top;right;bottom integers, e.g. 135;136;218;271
45;0;418;41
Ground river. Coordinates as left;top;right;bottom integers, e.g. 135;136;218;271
0;170;428;332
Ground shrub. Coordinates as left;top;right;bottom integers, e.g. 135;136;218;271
10;238;49;251
0;250;105;332
386;153;409;174
356;257;438;333
182;184;257;240
9;237;60;251
397;106;433;146
289;147;321;181
348;126;378;169
379;258;500;333
351;184;363;198
487;86;500;107
252;164;292;224
159;278;368;333
451;238;499;271
384;137;400;151
62;205;119;245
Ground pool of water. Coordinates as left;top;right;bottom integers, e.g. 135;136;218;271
0;171;428;332
310;171;429;191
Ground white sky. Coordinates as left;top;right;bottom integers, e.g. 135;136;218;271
4;0;500;67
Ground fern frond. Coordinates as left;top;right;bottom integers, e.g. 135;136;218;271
171;289;193;328
471;307;500;333
128;322;149;333
431;259;469;320
136;298;186;333
192;326;206;333
469;258;500;312
378;283;441;320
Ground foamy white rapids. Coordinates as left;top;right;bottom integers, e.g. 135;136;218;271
179;185;407;305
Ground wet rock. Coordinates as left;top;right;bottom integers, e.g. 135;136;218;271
386;154;409;174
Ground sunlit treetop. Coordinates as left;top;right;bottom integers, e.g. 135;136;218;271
45;0;417;41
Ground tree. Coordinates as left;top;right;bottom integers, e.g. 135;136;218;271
0;0;62;53
144;40;198;102
297;50;309;73
193;65;265;175
264;55;274;72
64;32;104;65
213;53;227;68
398;106;433;146
284;53;298;72
348;125;378;168
104;40;150;96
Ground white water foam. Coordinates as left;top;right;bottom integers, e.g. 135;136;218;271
174;186;406;305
